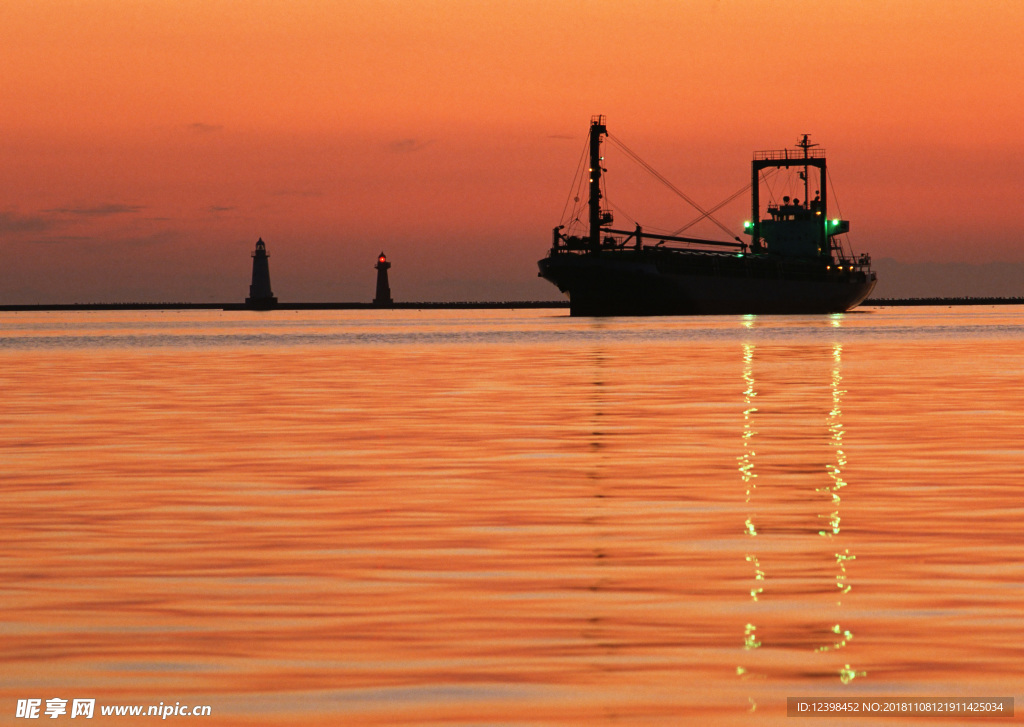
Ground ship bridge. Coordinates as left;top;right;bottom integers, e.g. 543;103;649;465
749;136;834;258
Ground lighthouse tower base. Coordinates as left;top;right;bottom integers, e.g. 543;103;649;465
246;237;278;308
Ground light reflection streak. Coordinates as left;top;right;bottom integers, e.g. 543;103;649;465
737;316;863;684
738;336;761;691
739;341;761;602
815;339;857;663
814;326;861;679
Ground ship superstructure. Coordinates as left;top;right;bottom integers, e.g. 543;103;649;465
538;116;876;316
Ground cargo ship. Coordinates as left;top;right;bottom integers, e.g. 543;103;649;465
538;116;877;315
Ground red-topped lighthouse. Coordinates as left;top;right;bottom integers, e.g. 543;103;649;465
373;252;393;306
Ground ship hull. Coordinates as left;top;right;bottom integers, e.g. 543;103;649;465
538;250;877;316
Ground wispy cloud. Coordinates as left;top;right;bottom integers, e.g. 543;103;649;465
28;230;184;247
0;210;55;233
270;188;323;198
188;122;224;133
47;204;145;217
25;235;97;245
388;138;433;153
117;229;184;247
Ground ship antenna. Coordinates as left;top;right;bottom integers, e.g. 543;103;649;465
798;134;818;207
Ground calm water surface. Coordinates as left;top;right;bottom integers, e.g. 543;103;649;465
1;307;1022;725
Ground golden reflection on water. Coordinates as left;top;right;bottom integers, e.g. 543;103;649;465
735;317;862;697
1;309;1023;725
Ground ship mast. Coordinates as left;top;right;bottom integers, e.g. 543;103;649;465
797;133;817;210
588;115;608;253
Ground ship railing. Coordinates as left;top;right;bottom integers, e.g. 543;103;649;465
606;227;744;250
640;244;740;256
754;148;826;161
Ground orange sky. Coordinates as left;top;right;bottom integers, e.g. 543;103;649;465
2;0;1023;303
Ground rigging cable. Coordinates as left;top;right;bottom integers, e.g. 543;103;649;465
560;134;592;228
606;133;740;240
763;165;794;208
606;198;638;228
826;168;853;258
671;175;767;236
